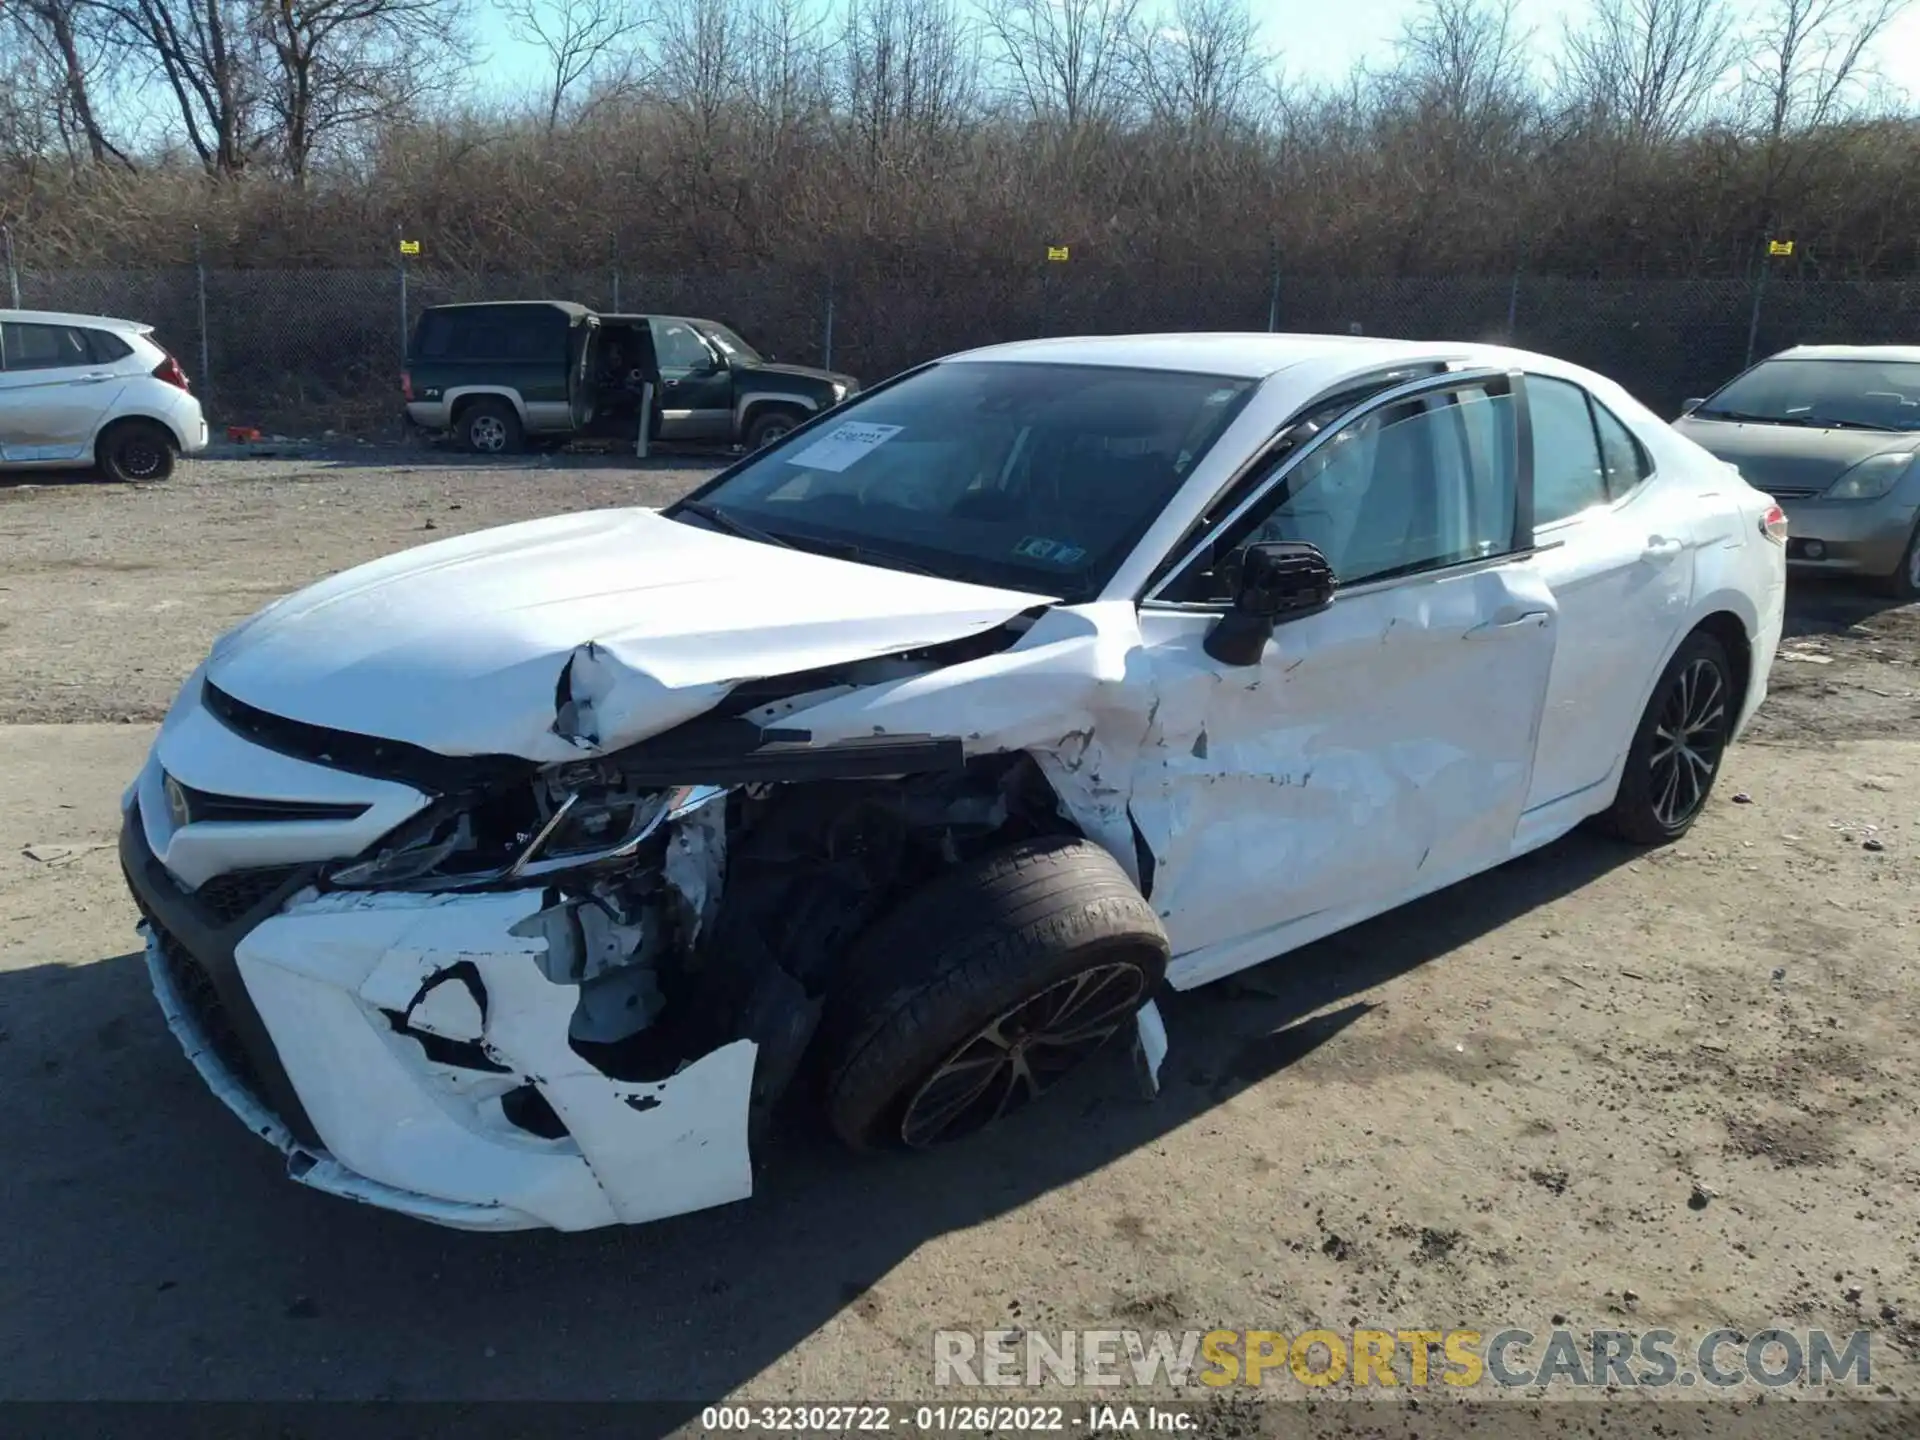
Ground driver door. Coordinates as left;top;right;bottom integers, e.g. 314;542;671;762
650;318;732;440
1129;371;1560;990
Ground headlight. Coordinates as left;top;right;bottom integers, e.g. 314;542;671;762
1826;451;1916;501
326;777;726;890
829;382;847;404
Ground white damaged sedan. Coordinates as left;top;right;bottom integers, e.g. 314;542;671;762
120;335;1786;1231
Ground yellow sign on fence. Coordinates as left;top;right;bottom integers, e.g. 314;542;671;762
399;238;422;256
1046;245;1070;262
1767;239;1794;256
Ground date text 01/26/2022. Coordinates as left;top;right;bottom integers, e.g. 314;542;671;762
698;1404;1196;1432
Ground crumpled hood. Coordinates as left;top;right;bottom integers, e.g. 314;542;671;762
207;507;1053;762
1673;417;1918;494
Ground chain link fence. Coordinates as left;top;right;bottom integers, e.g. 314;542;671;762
9;255;1920;436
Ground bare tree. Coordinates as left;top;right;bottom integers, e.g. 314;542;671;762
8;0;131;167
1736;0;1911;250
837;0;978;168
1555;0;1739;146
1129;0;1269;135
1741;0;1908;141
501;0;644;133
1373;0;1541;267
1388;0;1534;126
101;0;260;174
979;0;1141;132
738;0;830;137
650;0;750;145
257;0;473;181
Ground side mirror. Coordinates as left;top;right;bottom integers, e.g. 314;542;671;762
1680;397;1705;416
1203;541;1337;666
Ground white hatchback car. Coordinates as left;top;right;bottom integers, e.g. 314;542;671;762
0;309;208;481
120;334;1785;1232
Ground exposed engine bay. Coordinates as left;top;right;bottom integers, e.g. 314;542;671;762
306;620;1082;1138
354;750;1077;1140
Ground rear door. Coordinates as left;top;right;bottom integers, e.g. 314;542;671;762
1517;376;1693;824
502;305;574;432
568;316;598;431
0;321;125;461
1134;371;1560;987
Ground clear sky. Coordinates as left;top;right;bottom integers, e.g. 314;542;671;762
469;0;1920;106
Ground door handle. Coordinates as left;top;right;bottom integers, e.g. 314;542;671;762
78;373;114;384
1641;535;1684;561
1465;609;1550;640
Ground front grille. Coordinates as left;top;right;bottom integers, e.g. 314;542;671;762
150;918;273;1108
191;867;300;926
1764;487;1822;500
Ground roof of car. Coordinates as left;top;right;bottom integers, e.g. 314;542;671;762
423;300;591;318
945;332;1503;380
0;308;151;333
1771;344;1920;363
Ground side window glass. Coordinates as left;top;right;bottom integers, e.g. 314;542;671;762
1164;383;1518;599
500;310;564;361
1;322;89;371
653;321;713;373
83;329;132;363
1528;376;1608;526
1592;400;1652;497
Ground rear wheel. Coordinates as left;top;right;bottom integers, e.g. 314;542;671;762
98;420;176;483
459;398;523;456
1595;630;1735;844
822;836;1169;1152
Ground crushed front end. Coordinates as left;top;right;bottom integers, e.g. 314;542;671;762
120;676;776;1230
120;630;1062;1231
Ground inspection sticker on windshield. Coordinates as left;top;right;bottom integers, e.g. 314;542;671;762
1013;536;1089;565
786;422;903;472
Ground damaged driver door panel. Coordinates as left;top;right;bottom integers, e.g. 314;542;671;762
1135;374;1557;989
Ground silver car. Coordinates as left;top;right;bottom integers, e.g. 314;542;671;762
1674;344;1920;598
0;308;209;481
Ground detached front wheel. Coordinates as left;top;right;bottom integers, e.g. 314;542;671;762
822;836;1169;1152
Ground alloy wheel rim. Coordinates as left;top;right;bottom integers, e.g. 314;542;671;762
757;423;791;447
898;961;1148;1149
472;416;506;452
1648;657;1728;828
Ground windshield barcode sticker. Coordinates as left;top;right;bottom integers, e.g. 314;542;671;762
786;422;903;472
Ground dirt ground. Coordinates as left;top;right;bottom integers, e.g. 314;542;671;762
2;453;1918;1431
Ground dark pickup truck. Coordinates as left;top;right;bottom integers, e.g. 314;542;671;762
401;301;860;454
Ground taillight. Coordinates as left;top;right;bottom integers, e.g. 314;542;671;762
401;369;414;402
152;353;190;391
1759;503;1788;543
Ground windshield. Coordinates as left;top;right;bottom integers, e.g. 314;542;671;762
669;361;1256;599
699;322;763;364
1698;358;1920;431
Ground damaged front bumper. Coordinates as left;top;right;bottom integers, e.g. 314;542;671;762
122;792;761;1233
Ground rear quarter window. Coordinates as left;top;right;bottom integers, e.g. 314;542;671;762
416;308;568;362
83;329;133;363
1592;400;1653;497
